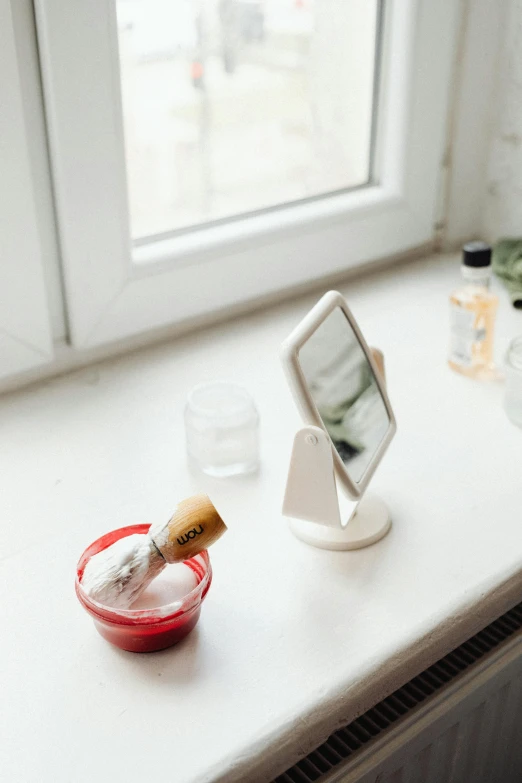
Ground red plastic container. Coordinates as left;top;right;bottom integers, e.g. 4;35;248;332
76;524;212;652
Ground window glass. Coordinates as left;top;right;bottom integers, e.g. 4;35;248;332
117;0;379;240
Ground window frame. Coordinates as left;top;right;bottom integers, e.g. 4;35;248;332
0;0;53;378
35;0;459;349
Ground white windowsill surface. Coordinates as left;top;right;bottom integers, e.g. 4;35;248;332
1;253;522;782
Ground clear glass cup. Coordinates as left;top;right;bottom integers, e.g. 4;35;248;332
504;336;522;428
185;382;259;477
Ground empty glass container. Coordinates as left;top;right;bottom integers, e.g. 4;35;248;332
185;382;259;477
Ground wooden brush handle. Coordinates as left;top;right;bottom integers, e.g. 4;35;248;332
371;347;386;385
150;494;227;563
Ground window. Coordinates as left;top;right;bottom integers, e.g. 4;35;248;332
28;0;458;355
0;0;53;379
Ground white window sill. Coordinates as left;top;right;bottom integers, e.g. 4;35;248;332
1;253;522;782
0;243;432;397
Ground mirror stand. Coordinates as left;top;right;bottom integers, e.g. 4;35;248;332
283;425;391;551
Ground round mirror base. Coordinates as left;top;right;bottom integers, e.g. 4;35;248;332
289;494;391;551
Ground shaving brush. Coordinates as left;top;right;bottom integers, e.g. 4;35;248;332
81;494;227;609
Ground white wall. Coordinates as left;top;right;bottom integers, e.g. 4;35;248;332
482;0;522;241
445;0;522;246
442;0;504;247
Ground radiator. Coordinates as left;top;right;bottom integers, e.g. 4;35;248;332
274;602;522;783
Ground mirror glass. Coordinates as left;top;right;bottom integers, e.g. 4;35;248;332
298;307;390;483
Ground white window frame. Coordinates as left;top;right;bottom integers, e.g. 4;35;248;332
0;0;53;378
35;0;459;349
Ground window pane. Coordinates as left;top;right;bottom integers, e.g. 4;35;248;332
117;0;379;241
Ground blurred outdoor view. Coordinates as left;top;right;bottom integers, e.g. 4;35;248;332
116;0;379;241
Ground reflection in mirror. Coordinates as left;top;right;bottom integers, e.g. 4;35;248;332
298;307;390;483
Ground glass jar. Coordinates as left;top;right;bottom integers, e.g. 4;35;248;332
504;336;522;428
184;382;259;477
76;524;212;653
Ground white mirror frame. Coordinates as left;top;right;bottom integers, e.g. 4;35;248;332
280;290;396;501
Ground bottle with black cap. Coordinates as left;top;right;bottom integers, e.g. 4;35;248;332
448;241;498;378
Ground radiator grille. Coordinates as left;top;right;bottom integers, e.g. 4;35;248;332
274;600;522;783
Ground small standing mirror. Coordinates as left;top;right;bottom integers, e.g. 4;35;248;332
299;306;391;487
281;291;396;550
